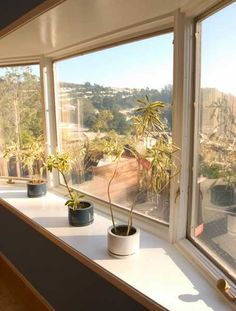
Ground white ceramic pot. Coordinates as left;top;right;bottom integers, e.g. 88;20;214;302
107;225;140;258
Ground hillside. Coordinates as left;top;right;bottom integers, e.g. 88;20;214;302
59;82;173;133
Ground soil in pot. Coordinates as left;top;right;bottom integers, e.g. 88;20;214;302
68;201;94;227
108;225;140;258
27;182;47;198
111;225;136;236
210;185;234;206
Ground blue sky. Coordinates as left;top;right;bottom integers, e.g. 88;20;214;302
201;1;236;95
54;1;236;95
0;2;235;95
55;33;173;90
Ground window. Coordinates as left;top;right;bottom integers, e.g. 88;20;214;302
191;2;236;280
54;33;174;223
0;65;43;178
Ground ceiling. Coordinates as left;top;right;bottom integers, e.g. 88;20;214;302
0;0;45;30
0;0;219;63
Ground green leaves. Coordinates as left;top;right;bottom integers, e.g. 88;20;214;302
132;96;180;194
134;96;167;138
202;96;236;186
45;151;77;203
0;66;42;146
3;136;45;181
65;191;84;210
45;151;73;174
92;110;114;132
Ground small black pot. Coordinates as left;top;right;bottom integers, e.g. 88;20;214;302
68;201;94;227
210;185;234;206
27;182;47;198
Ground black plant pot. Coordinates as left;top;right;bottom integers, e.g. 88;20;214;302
84;171;93;181
71;171;79;184
27;182;47;198
68;201;94;227
210;185;234;206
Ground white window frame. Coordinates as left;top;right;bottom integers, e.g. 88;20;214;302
49;21;177;239
176;1;236;297
0;1;235;306
36;4;236;298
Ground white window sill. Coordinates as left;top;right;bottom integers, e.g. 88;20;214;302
0;184;233;311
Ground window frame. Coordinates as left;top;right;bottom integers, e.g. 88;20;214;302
5;2;231;294
186;0;236;285
0;1;235;302
0;62;45;178
51;27;177;234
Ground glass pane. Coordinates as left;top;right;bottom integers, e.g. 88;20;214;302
54;34;173;223
0;65;44;179
192;3;236;279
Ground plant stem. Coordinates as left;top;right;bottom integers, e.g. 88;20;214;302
107;159;120;234
126;189;145;235
61;171;73;199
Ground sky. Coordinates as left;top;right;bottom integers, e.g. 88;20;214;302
56;34;173;90
201;1;236;95
0;2;235;95
54;1;236;95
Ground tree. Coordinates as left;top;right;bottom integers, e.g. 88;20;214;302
0;66;42;145
108;111;131;134
0;66;43;176
80;99;97;129
92;110;113;132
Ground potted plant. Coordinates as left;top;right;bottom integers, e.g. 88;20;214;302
201;141;236;206
107;96;180;258
210;164;235;206
46;151;94;226
201;97;236;206
3;136;47;197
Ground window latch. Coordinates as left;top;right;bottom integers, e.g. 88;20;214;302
217;279;236;302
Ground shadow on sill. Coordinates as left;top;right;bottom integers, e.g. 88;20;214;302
33;216;68;228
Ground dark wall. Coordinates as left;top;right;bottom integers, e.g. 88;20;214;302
0;0;46;30
0;204;150;311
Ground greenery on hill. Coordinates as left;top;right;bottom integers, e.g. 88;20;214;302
59;81;173;134
0;66;235;185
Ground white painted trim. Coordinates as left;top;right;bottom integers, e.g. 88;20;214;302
177;18;195;240
176;239;236;308
182;0;220;17
0;56;40;66
170;14;195;243
190;21;202;237
169;10;185;243
52;62;62;152
47;13;174;60
40;57;59;188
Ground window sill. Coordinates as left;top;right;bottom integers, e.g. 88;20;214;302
0;184;233;311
